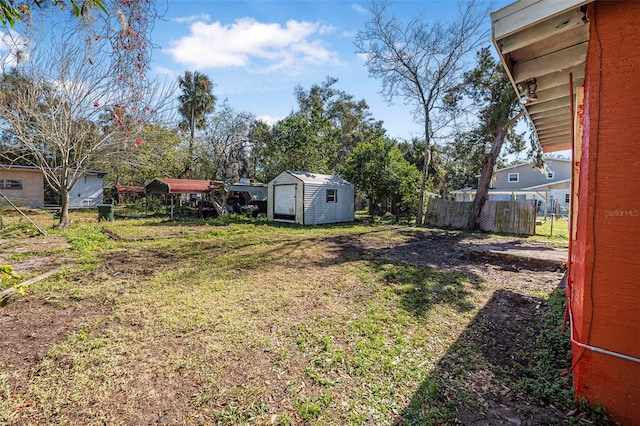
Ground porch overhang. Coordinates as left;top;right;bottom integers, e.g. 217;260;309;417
491;0;594;152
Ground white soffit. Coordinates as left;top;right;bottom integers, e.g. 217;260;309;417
491;0;594;152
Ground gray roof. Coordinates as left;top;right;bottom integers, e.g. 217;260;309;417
285;170;351;186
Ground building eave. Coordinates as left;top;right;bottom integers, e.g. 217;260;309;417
491;0;594;152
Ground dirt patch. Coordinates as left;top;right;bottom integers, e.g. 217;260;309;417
0;298;110;391
96;248;182;278
343;229;569;424
435;288;568;425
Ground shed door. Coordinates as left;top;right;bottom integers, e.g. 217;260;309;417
273;184;296;220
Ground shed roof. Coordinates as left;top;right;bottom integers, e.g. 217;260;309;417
145;178;222;194
285;170;352;186
491;0;593;152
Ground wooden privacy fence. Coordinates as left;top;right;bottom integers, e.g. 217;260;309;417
424;199;537;235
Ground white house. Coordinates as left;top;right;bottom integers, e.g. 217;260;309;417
451;159;571;213
267;171;354;225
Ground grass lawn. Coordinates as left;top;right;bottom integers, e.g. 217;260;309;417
533;215;569;247
0;208;605;425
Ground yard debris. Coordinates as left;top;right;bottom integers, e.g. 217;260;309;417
0;268;61;306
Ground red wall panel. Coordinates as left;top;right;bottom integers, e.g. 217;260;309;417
571;2;640;423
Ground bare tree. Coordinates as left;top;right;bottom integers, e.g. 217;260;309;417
355;0;489;224
0;18;172;230
204;100;255;183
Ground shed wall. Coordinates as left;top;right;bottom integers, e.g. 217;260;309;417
570;2;640;423
69;175;104;208
302;182;354;225
0;169;44;208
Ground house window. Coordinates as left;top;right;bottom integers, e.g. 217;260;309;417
565;193;570;203
508;173;519;183
326;189;337;203
1;179;22;190
547;171;555;179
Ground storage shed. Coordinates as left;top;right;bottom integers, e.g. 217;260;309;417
267;171;354;225
68;170;107;208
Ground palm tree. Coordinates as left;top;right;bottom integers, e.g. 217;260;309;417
177;71;215;177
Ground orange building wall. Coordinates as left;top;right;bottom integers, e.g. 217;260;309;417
570;2;640;424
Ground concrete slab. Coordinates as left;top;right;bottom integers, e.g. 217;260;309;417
468;242;568;270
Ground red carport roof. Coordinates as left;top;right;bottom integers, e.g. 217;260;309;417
115;185;145;195
145;178;222;194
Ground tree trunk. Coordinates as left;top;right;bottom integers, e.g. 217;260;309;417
58;186;71;231
416;115;431;225
187;109;196;179
368;193;376;217
467;127;507;230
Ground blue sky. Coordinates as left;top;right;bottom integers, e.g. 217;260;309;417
151;0;511;141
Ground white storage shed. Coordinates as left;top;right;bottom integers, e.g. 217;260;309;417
267;171;354;225
68;170;107;208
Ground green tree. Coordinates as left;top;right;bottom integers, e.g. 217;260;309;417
343;137;420;216
94;124;183;188
259;78;385;181
177;71;216;177
355;0;489;224
448;47;534;229
245;119;270;181
261;111;339;181
294;77;384;171
439;134;486;196
397;138;446;196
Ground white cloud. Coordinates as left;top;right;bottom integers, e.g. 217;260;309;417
153;65;180;78
355;52;370;63
256;114;281;126
351;3;368;15
165;17;338;72
0;30;28;68
172;13;211;24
